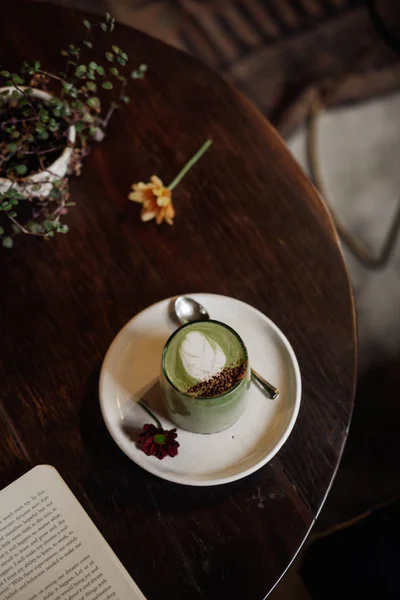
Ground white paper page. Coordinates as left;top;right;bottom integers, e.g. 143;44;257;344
0;465;146;600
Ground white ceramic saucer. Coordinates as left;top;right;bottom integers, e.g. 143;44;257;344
99;294;301;486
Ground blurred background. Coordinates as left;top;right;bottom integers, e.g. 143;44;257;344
34;0;400;596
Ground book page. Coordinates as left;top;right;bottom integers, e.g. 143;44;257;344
0;465;146;600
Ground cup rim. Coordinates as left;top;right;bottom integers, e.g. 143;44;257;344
161;319;249;400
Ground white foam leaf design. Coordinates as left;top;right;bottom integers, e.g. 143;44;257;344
180;331;226;381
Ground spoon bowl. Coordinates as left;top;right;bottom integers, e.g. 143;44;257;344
174;296;209;324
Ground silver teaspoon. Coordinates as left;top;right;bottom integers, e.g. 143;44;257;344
174;296;279;400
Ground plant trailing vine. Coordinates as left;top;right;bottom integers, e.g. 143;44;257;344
0;12;146;248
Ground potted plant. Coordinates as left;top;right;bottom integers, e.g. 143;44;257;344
0;13;146;248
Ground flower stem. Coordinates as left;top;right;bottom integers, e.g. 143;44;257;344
168;138;212;191
138;399;162;429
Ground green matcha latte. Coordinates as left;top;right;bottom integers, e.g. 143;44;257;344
161;320;250;434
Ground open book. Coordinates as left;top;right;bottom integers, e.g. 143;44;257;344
0;465;146;600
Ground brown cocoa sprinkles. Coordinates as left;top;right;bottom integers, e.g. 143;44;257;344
186;361;248;398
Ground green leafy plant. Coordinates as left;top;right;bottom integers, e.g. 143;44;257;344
0;12;147;248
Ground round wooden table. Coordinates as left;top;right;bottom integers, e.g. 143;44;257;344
0;2;356;598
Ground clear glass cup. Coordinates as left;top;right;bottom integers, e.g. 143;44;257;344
160;320;251;434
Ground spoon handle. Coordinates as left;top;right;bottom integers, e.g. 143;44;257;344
251;368;280;399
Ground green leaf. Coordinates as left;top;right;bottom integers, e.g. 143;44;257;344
15;165;27;176
112;45;120;54
120;51;128;60
83;40;93;49
58;224;69;234
63;82;77;96
50;97;61;107
131;64;147;79
86;71;96;81
60;103;71;117
0;70;10;77
105;52;114;62
70;88;78;98
106;12;112;21
75;121;84;133
48;121;59;132
75;64;87;77
89;61;97;71
39;109;49;122
11;73;24;85
60;49;68;57
117;57;126;66
21;62;35;76
3;189;23;200
96;65;105;76
68;44;79;55
120;95;130;103
49;187;61;199
83;19;91;29
2;237;13;249
0;226;3;234
87;96;100;109
109;67;119;76
27;221;43;234
43;220;54;232
86;81;97;92
11;131;20;139
100;22;107;32
101;81;113;90
7;142;18;152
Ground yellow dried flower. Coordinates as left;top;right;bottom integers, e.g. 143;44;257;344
128;139;212;226
128;175;175;225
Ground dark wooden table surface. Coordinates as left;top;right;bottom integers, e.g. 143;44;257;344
0;2;356;598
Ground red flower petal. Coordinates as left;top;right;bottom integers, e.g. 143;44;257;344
137;424;180;460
